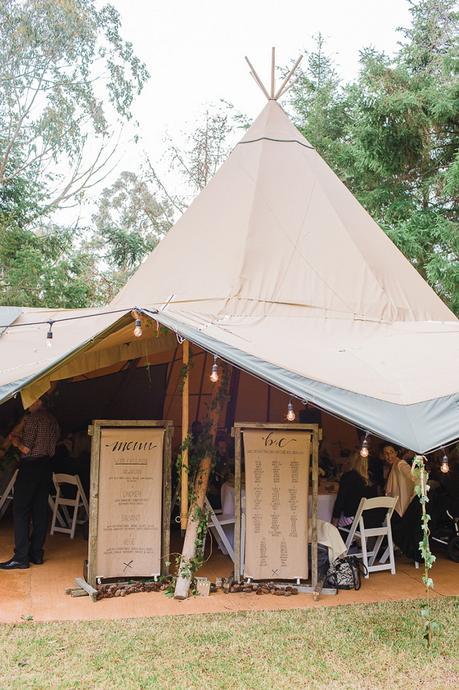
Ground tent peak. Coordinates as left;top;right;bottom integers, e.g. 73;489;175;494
245;48;303;101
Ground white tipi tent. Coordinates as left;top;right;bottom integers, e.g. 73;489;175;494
109;97;458;453
0;59;457;453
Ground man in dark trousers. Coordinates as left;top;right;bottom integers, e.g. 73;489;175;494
0;397;60;570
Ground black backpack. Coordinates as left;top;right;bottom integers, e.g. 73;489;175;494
325;555;368;590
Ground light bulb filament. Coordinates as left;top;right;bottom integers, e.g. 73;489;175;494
360;432;369;458
441;453;449;473
134;319;143;337
210;355;219;383
287;401;295;421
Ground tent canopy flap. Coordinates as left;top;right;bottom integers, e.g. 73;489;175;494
149;309;459;454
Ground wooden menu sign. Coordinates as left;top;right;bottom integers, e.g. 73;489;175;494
87;421;172;586
243;428;310;581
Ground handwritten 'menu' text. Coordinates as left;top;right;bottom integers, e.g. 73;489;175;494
105;440;158;452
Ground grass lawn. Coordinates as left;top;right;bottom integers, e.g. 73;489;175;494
0;597;458;689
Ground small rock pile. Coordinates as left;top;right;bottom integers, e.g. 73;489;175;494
224;581;299;596
95;579;172;600
93;578;300;600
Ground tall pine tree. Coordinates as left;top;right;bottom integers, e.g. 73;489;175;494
290;1;458;314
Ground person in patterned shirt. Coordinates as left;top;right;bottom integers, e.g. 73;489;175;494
0;397;60;570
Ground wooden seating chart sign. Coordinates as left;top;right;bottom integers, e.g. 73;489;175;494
243;428;310;580
88;421;172;584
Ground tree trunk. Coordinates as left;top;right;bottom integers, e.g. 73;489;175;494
174;379;222;599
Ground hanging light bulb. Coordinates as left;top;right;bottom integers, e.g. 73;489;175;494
360;432;369;458
440;450;449;474
286;400;296;422
210;355;219;383
46;321;53;348
133;318;143;338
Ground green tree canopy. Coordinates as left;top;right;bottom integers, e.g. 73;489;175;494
289;0;458;314
0;0;149;209
0;0;149;309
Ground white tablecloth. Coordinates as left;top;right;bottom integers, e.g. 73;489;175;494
222;483;336;524
221;482;237;518
308;494;336;523
308;519;346;562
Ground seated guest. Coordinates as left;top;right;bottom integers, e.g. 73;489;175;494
53;431;90;499
395;455;459;563
331;451;378;529
429;460;459;529
368;445;385;494
383;444;415;518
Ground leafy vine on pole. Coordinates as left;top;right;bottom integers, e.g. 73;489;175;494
411;454;437;647
174;363;230;598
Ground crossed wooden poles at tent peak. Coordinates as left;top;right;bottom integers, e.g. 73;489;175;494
245;47;303;101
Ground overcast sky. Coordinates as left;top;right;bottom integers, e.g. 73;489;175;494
109;0;412;169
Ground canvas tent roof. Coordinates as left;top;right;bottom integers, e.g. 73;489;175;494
0;101;458;453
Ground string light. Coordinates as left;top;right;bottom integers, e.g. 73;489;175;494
46;321;54;348
133;319;143;338
1;307;149;330
286;400;295;421
210;355;219;383
440;449;449;474
360;431;370;458
3;303;454;462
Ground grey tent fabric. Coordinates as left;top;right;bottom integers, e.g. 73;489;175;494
144;308;459;453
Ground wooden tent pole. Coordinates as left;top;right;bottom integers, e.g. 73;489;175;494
274;54;303;99
195;351;208;421
278;74;302;99
311;428;319;588
180;340;190;530
271;46;275;99
245;57;270;100
174;376;223;599
249;72;270;101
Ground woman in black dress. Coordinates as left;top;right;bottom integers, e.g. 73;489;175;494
332;452;378;531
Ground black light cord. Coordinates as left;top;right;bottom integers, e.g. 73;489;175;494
0;306;158;330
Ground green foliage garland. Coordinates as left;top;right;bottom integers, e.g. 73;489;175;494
412;454;438;646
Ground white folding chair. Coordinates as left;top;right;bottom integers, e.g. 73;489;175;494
0;469;18;520
50;473;89;539
205;497;236;563
344;496;398;577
